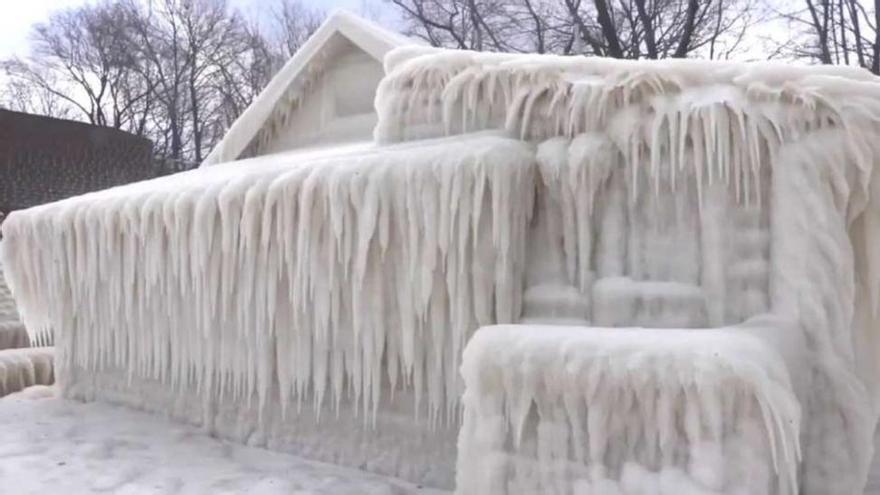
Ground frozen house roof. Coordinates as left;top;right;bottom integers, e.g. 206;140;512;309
201;10;416;167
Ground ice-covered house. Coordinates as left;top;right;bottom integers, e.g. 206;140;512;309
4;10;880;495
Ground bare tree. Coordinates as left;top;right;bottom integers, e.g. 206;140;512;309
0;68;74;120
2;2;152;129
779;0;880;74
264;0;323;63
3;0;323;170
128;0;323;167
210;0;322;125
388;0;762;59
388;0;519;51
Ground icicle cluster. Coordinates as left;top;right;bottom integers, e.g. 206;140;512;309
0;136;534;422
457;324;801;495
526;131;774;329
376;47;880;149
534;135;616;295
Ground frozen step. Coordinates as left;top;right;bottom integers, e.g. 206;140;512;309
0;347;54;398
521;283;589;323
592;277;707;328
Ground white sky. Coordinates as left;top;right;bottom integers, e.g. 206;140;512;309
0;0;387;60
0;0;788;63
0;0;90;59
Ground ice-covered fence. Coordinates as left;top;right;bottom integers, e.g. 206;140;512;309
458;325;802;495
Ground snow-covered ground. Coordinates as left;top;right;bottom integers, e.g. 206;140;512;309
0;386;449;495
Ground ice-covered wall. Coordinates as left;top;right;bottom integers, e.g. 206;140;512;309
4;45;880;493
373;47;880;493
0;136;533;429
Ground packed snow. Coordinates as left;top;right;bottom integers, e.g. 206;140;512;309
0;386;447;495
4;43;880;493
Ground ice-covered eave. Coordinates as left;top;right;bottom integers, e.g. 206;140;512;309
381;46;880;95
0;134;535;422
201;10;416;168
375;46;880;145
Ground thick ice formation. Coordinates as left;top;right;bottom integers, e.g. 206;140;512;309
375;46;880;147
0;136;533;424
458;325;801;495
4;45;880;493
373;47;880;493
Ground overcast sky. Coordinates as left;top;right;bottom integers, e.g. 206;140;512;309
0;0;390;60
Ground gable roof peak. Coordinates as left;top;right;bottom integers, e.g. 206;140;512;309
202;10;415;167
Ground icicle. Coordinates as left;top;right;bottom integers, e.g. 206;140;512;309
0;135;535;433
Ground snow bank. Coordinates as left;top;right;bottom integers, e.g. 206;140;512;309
0;347;54;397
458;324;801;495
0;135;534;426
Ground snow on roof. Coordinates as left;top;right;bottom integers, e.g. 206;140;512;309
201;10;416;168
375;46;880;145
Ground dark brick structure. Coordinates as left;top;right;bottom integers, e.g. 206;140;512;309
0;109;154;217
